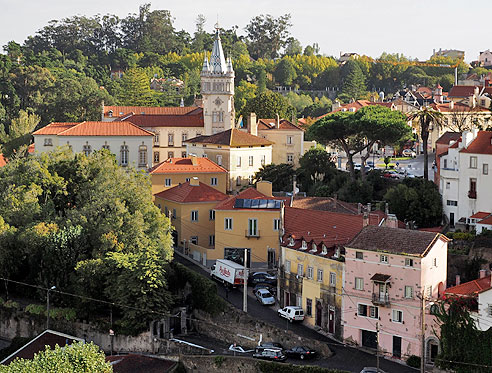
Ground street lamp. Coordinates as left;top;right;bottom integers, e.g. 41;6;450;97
46;286;56;330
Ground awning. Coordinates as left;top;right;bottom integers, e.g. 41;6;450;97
371;273;391;282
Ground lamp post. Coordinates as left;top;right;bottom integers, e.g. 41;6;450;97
46;286;56;330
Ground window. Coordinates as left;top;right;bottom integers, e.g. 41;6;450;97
307;267;313;279
261;155;266;166
470;178;477;193
357;304;367;317
249;155;254;166
212;111;224;123
301;241;307;250
484;164;489;175
248;218;258;236
433;258;437;267
236;176;241;186
168;151;174;159
191;210;198;222
470;156;477;169
154;152;160;163
248;175;254;184
181;151;187;157
138;145;147;167
202;153;207;158
182;132;188;142
355;277;364;290
185;178;190;182
209;235;215;246
380;254;388;263
405;258;413;267
392;310;403;323
154;134;160;146
443;159;447;168
83;144;92;156
404;286;413;299
446;182;450;189
317;269;323;282
236;156;241;167
287;154;294;163
225;218;233;230
209;210;215;221
427;285;432;298
287;136;293;145
297;264;304;277
354;251;364;260
487;304;492;317
44;138;53;146
358;304;378;318
273;219;281;231
446;200;458;206
165;178;171;187
190;236;198;245
120;145;129;166
369;306;379;319
285;260;291;273
306;298;312;316
216;155;222;166
211;177;218;186
172;209;176;219
164;206;168;216
329;272;336;287
167;134;174;146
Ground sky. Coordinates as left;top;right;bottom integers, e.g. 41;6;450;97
0;0;490;62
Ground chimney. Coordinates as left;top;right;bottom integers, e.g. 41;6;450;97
449;101;454;110
455;274;461;286
480;269;487;278
275;113;280;129
190;154;198;166
190;177;199;186
385;214;398;229
357;203;362;215
292;177;297;197
367;203;372;214
333;194;338;209
363;212;369;227
385;202;389;216
248;112;258;136
332;100;342;111
256;180;273;197
469;95;476;108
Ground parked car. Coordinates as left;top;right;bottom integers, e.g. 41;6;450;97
248;272;277;286
253;347;287;362
277;306;305;322
402;149;417;158
382;171;400;179
255;288;276;306
367;161;375;168
360;368;387;373
258;342;284;351
253;283;277;296
284;346;317;360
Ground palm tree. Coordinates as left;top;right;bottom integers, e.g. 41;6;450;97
408;106;443;180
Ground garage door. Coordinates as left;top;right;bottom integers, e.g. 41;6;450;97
361;330;377;349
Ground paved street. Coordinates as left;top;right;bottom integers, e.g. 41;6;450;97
175;254;416;373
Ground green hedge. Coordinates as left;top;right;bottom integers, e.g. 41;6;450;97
257;361;348;373
406;355;420;368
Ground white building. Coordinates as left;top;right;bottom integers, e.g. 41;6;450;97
440;129;492;229
479;50;492;67
32;121;153;170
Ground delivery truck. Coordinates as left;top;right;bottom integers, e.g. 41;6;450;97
210;259;245;287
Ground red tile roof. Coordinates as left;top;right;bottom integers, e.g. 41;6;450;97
186;129;273;147
430;102;490;113
257;119;302;131
418;226;444;233
459;131;492;154
120;112;204;128
444;276;491;296
447;86;490;98
106;354;176;373
470;211;491;219
436;132;461;145
60;121;154;137
214;187;286;210
149;157;226;174
291;196;359;214
32;122;76;135
104;105;199;117
479;216;492;226
154;181;228;203
0;153;6;167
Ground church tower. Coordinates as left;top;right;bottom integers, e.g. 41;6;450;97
201;24;235;135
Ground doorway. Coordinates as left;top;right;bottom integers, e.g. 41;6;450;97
315;300;322;327
393;336;402;358
267;249;276;269
328;308;335;334
361;330;377;349
450;213;455;227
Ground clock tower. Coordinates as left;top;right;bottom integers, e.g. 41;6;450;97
201;24;235;135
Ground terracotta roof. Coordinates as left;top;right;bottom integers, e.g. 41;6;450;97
416;86;433;95
0;153;6;167
436;132;461;145
107;354;176;373
479;216;492;226
214;187;285;211
321;101;395;118
430;102;490;113
32;122;76;135
64;121;154;137
459;131;492;154
28;144;35;153
291;196;359;214
149;157;226;174
470;211;491;219
104;105;198;116
444;276;491;296
347;226;446;256
418;226;444;233
257;119;302;131
120;111;204;128
154;181;227;203
186;129;273;147
1;330;84;365
448;86;479;97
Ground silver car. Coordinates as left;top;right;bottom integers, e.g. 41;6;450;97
255;288;275;306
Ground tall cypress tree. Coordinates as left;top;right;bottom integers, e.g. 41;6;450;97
117;67;156;106
341;60;367;101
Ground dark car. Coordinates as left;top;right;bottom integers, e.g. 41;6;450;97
285;345;317;360
252;347;287;362
248;272;277;286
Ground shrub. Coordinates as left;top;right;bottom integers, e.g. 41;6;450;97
2;300;19;309
406;355;421;368
25;304;45;316
214;356;225;368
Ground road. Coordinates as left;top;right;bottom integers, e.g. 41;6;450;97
175;254;416;373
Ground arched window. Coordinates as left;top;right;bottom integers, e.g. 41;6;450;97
120;145;129;166
139;145;148;167
82;144;91;156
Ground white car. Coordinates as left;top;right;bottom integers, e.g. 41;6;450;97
277;306;305;322
255;288;276;306
402;149;417;158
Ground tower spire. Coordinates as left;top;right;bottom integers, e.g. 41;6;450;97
210;21;226;74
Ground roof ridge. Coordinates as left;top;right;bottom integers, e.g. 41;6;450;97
57;121;85;135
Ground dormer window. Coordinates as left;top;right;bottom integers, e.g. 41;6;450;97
321;245;328;255
301;241;307;250
288;238;295;247
334;247;340;258
310;243;317;253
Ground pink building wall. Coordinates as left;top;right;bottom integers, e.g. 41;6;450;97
342;238;447;361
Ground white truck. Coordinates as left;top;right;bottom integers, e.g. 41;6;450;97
210;259;245;287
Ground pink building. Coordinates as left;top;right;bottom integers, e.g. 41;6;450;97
342;226;449;363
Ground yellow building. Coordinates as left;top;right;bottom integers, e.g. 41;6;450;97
212;181;284;268
185;129;273;192
149;155;227;195
153;177;228;265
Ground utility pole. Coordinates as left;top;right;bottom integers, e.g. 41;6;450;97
243;248;248;313
421;294;426;373
376;322;380;373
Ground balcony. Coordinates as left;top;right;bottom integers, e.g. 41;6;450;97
245;230;261;239
372;293;390;307
468;190;477;199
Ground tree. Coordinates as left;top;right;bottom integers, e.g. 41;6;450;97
116;67;155;106
254;163;295;192
303;43;319;56
0;110;40;158
284;37;302;56
384;178;442;228
0;341;112;372
339;60;367;102
234;81;257;119
408;106;444;180
297;147;336;192
244;14;292;59
273;58;297;86
242;90;295;119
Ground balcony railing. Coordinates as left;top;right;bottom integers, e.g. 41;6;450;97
468;190;477;199
245;230;260;238
372;293;390;307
